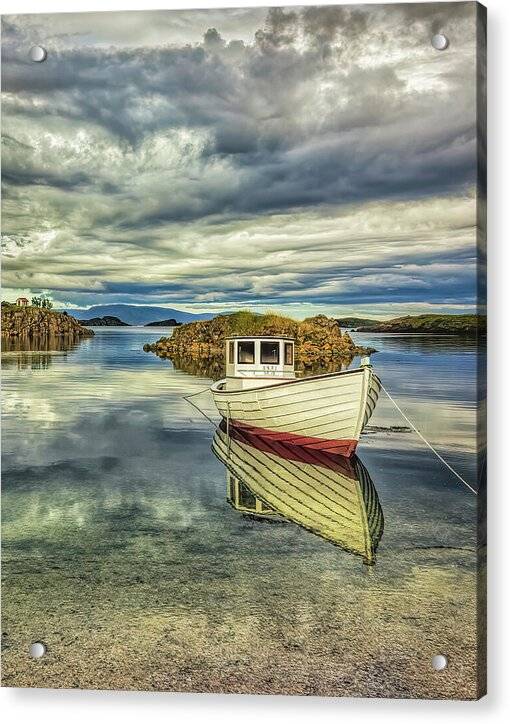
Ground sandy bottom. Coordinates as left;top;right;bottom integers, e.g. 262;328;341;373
2;500;481;698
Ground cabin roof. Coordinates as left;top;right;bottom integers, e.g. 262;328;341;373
225;335;295;341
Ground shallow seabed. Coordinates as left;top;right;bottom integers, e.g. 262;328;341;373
2;328;483;698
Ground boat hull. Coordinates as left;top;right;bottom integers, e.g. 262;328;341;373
211;366;381;457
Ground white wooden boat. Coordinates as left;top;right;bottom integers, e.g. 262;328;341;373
210;335;380;457
212;424;384;564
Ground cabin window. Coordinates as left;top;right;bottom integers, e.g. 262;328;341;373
227;474;236;502
238;481;257;511
284;342;294;366
238;341;255;364
260;341;279;364
228;341;235;364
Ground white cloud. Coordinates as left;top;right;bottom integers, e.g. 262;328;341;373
1;3;482;315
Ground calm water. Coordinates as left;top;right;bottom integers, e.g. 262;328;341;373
1;328;484;697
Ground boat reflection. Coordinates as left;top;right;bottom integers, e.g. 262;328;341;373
212;421;384;565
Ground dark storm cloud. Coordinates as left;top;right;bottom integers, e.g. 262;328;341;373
1;3;481;314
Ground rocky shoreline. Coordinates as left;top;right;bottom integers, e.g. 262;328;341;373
1;303;94;340
144;312;374;378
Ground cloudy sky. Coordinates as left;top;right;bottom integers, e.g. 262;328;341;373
1;2;483;318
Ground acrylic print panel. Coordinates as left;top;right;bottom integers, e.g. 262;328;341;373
1;2;486;700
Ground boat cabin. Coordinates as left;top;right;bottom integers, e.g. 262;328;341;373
225;335;296;391
227;473;278;518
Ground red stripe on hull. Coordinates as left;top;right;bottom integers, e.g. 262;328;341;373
226;419;358;459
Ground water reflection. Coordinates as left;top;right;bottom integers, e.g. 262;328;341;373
353;331;482;356
160;352;355;382
1;328;479;696
1;334;86;353
212;421;384;565
1;335;86;369
169;354;226;381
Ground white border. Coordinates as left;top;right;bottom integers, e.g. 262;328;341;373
2;0;508;721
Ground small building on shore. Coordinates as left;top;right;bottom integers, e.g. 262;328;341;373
16;297;29;307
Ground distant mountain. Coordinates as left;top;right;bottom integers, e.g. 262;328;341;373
336;317;381;329
81;316;130;327
145;318;182;327
69;304;215;326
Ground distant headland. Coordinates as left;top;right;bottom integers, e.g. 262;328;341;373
145;319;182;327
81;316;130;326
336;317;381;328
348;314;486;336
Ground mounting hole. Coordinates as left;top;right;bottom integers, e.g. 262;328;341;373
29;641;47;659
432;654;448;671
29;46;47;62
431;34;449;51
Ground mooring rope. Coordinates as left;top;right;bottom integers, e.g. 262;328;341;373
183;387;217;426
380;383;478;496
183;382;478;496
